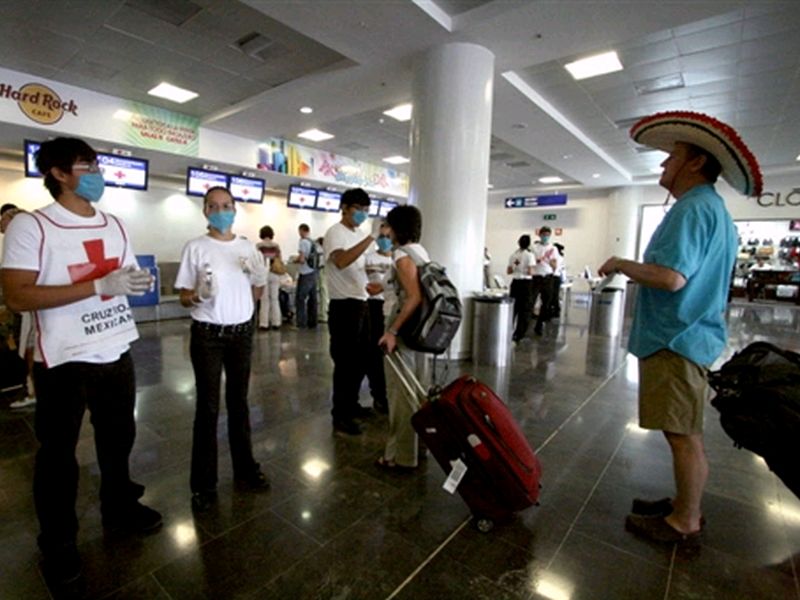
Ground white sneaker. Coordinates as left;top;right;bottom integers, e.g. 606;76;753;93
10;396;36;409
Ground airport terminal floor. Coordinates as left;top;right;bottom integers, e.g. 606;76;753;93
1;299;799;600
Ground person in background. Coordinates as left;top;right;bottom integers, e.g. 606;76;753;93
175;186;269;512
375;205;429;471
483;247;492;289
1;204;37;408
531;226;558;335
507;234;534;343
363;222;393;414
323;188;380;435
315;237;329;323
256;225;282;331
293;223;318;329
1;137;161;587
599;111;760;543
549;243;566;319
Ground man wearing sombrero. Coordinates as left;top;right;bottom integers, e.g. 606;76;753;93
599;111;762;543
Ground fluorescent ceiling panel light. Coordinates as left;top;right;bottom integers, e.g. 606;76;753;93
382;156;409;165
564;51;623;80
502;71;632;181
539;176;563;184
592;173;600;178
112;109;132;121
383;103;412;122
298;128;334;142
147;82;198;104
299;106;313;114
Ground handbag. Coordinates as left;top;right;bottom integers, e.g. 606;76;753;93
270;256;287;275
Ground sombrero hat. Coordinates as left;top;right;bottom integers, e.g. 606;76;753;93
630;111;762;197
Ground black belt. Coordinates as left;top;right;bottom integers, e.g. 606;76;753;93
192;320;253;335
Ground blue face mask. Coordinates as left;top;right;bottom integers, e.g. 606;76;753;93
208;210;235;232
541;236;551;244
377;236;393;252
74;173;105;203
352;209;367;226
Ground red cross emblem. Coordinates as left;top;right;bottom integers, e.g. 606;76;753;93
67;239;120;301
114;170;126;180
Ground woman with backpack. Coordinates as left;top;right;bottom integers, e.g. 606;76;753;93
374;205;429;471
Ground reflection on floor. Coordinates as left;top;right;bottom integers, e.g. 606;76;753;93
1;299;799;599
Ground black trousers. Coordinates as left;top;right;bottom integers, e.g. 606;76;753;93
365;299;387;405
189;321;258;493
531;275;554;332
33;351;142;551
510;278;533;341
549;275;562;317
328;299;369;421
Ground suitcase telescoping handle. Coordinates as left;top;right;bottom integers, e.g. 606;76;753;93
385;350;427;411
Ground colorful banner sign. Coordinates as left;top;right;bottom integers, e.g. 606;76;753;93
504;194;568;208
123;101;199;156
257;138;408;196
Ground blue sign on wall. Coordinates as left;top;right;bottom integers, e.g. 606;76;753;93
504;193;567;208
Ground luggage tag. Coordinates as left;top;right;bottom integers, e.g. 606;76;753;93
443;458;467;494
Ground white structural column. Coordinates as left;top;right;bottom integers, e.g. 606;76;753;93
409;43;495;359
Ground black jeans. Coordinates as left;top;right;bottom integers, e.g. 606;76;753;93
190;320;258;493
510;278;533;341
328;299;369;421
531;275;554;332
33;352;142;551
296;272;318;328
365;299;387;405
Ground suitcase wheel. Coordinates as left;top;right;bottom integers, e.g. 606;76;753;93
475;517;494;533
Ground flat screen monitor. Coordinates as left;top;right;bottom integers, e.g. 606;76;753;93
97;153;149;191
378;199;398;218
24;140;41;177
287;184;318;209
368;197;382;217
316;190;341;212
229;175;264;203
186;167;229;197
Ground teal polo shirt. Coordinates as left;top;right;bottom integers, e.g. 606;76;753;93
628;184;737;367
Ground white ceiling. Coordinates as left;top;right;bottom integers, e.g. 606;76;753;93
0;0;798;193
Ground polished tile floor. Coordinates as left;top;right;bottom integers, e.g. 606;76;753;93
2;299;800;599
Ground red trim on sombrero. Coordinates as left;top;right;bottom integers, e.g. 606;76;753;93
630;111;763;197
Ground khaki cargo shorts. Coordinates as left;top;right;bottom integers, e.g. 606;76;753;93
638;349;709;435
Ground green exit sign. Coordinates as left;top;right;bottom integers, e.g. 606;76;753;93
543;214;557;221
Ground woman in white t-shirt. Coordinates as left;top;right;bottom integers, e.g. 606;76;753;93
374;205;429;471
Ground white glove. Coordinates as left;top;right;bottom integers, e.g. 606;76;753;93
94;265;153;297
240;254;268;286
196;270;218;300
370;217;383;239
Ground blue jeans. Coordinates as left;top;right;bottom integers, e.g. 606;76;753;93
189;320;258;493
33;352;143;551
296;272;318;328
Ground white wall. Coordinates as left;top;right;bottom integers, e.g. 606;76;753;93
0;167;342;263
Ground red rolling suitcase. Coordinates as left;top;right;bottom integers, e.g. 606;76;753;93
386;352;542;532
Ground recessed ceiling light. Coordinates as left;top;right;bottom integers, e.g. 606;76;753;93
383;103;412;122
382;155;409;165
562;154;573;160
565;51;623;80
147;82;198;104
592;173;600;178
538;176;563;184
298;128;334;142
378;117;385;124
299;106;313;114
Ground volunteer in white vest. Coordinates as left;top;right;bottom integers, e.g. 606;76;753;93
175;186;269;512
323;188;381;436
531;226;559;335
0;137;161;587
375;205;429;471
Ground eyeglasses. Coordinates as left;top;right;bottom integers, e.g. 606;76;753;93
72;161;101;173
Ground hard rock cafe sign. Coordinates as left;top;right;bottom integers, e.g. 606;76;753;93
0;81;79;125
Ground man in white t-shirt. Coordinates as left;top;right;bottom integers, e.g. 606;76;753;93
323;188;380;435
531;226;559;335
175;186;269;512
0;137;160;587
506;234;535;342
